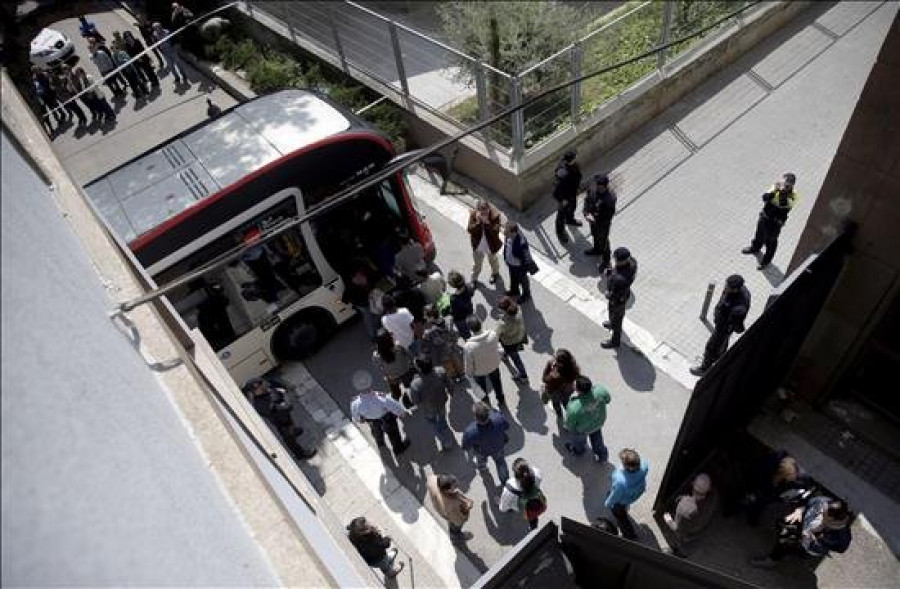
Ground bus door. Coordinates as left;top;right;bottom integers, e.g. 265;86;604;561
161;189;338;385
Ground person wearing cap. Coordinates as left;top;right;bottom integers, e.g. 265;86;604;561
502;220;535;305
244;377;317;460
467;199;503;286
690;274;751;376
663;473;718;555
583;173;617;272
350;370;411;456
742;173;799;270
601;247;638;349
552;150;583;244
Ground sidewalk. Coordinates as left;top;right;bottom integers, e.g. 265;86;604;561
513;1;896;366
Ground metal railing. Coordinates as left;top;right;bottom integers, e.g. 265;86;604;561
248;1;762;165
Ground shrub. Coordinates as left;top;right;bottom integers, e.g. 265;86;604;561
246;53;301;94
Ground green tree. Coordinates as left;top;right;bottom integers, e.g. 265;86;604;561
437;1;579;108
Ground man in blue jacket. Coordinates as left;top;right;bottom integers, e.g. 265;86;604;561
462;401;510;485
605;448;649;539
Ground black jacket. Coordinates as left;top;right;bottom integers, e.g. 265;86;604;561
583;187;616;228
713;286;751;332
349;531;390;565
251;387;294;428
552;160;582;201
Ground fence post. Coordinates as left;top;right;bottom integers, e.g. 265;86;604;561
474;61;489;121
570;43;582;123
388;20;411;107
327;6;349;74
509;76;525;165
657;1;675;72
700;282;716;320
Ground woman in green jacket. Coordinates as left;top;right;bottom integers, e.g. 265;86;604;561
497;296;528;382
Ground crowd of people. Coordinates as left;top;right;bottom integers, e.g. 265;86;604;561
30;6;193;138
225;155;828;581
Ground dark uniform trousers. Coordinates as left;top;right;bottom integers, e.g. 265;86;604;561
369;413;404;451
750;215;782;265
590;220;613;269
701;325;732;369
607;299;627;345
555;198;578;235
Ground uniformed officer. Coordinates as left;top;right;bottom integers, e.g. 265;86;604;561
583;173;617;272
350;370;411;456
690;274;751;376
245;377;317;460
742;173;799;270
552;150;583;244
601;247;638;349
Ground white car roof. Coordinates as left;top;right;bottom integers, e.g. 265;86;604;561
84;90;351;243
31;28;64;50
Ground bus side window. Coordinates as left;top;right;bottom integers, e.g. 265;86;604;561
378;180;402;219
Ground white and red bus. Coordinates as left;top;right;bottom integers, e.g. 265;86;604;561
85;89;435;383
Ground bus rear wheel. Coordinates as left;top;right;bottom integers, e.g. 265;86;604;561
272;312;335;361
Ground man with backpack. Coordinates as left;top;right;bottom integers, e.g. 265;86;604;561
499;458;547;530
564;376;611;462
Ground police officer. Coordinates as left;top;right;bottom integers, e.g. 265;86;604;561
583;173;617;272
245;377;317;460
601;247;638;349
690;274;751;376
742;173;799;270
552;150;583;244
350;370;412;457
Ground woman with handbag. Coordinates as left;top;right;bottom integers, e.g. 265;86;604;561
541;349;580;420
373;328;415;407
497;296;529;383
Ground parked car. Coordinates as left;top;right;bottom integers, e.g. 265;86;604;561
29;28;75;68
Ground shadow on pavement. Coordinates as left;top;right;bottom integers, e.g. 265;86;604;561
523;303;555;355
614;342;657;392
513;381;549;435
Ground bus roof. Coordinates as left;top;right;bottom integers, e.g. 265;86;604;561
84;90;352;243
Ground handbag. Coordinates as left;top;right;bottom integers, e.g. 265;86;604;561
525;258;539;275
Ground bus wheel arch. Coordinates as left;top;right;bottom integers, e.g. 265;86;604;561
271;308;336;361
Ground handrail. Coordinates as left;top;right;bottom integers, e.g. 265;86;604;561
116;0;762;312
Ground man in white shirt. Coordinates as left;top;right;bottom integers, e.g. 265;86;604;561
350;370;411;456
463;316;505;406
380;294;416;352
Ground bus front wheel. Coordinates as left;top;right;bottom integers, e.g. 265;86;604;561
272;312;335;361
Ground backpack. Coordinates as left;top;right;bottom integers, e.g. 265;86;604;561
507;482;547;521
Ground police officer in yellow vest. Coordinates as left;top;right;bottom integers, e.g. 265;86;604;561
742;173;798;269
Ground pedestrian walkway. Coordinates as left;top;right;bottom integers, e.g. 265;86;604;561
278;362;482;588
515;1;896;364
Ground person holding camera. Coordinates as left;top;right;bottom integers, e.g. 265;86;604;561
245;377;317;460
690;274;751;376
742;173;799;270
467;199;504;286
503;220;537;305
751;496;852;568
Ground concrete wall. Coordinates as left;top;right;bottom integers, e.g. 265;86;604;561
0;129;278;586
787;13;900;403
